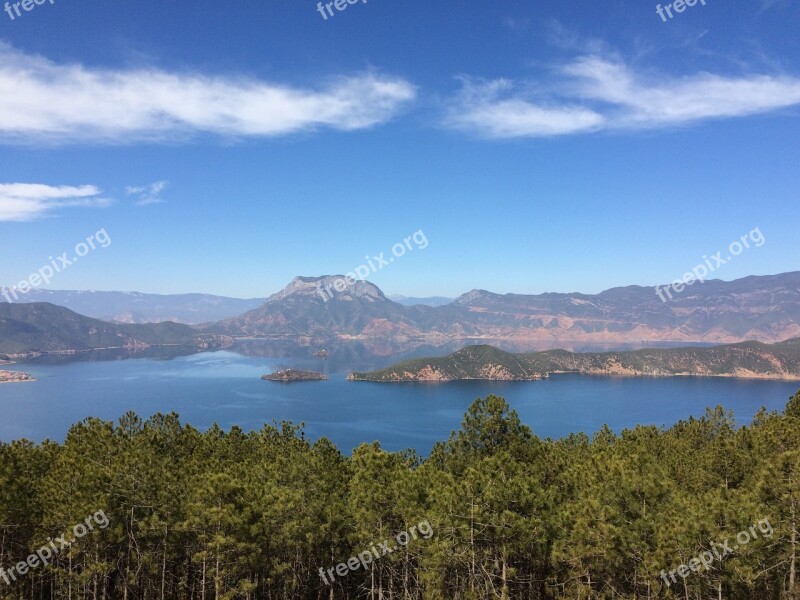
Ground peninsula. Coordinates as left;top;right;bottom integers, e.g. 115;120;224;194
347;338;800;382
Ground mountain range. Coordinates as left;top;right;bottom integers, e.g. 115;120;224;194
219;272;800;345
0;302;230;357
0;289;264;324
2;271;799;357
388;294;455;307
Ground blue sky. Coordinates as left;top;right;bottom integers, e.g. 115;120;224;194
0;0;798;299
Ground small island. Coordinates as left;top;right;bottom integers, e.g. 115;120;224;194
261;369;328;382
0;370;35;383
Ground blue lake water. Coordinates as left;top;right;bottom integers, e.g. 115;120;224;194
1;350;798;454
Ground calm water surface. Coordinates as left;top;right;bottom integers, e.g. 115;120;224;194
1;350;798;454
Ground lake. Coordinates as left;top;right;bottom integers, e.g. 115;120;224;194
1;349;798;454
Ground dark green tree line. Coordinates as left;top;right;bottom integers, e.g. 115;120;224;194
1;391;800;599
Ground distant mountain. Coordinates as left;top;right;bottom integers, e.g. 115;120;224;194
0;289;264;324
220;272;800;345
348;338;800;382
222;276;425;339
389;294;454;307
9;273;799;356
0;302;230;357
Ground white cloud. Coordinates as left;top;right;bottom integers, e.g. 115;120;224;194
0;43;416;144
0;183;111;221
126;181;167;206
565;56;800;127
446;78;604;138
446;56;800;138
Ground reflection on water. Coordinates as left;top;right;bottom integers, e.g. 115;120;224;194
20;338;718;374
23;345;203;366
228;338;715;374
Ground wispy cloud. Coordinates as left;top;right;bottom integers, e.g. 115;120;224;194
0;183;111;222
446;56;800;139
0;43;416;144
126;181;167;206
501;16;531;31
446;77;604;137
758;0;789;13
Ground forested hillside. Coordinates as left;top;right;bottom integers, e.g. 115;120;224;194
0;303;229;356
2;392;800;599
349;339;800;382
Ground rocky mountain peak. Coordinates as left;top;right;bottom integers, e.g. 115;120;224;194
454;289;493;305
266;276;388;304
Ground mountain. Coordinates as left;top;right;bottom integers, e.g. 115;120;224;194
11;273;797;356
0;302;230;357
0;289;264;324
222;276;426;339
389;294;455;307
348;337;800;382
220;272;800;345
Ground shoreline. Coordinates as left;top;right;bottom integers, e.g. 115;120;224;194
546;370;800;382
3;343;207;361
350;370;800;384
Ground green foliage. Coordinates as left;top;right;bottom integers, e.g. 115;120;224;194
350;339;800;381
349;345;547;381
786;390;800;418
1;392;800;599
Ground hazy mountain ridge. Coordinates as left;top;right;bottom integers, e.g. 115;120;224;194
348;338;800;382
4;272;799;356
389;294;455;307
0;302;231;356
221;272;800;345
0;289;264;324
